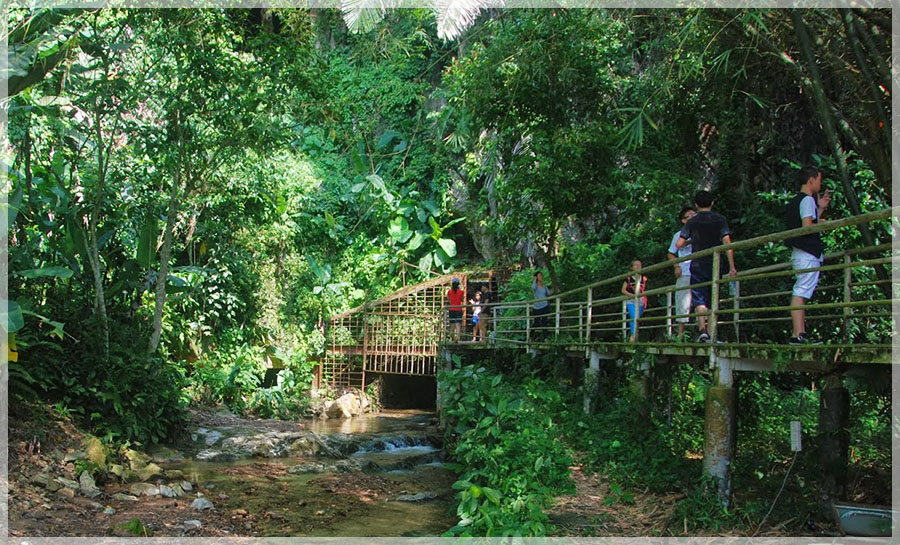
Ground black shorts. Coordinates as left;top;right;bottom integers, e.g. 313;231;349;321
690;265;712;309
449;310;463;323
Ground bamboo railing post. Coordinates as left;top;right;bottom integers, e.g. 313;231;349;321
578;301;584;343
709;250;721;344
666;290;673;338
843;254;852;342
732;280;740;341
621;301;627;341
526;304;531;345
361;313;369;387
555;297;561;337
586;288;593;343
632;285;640;342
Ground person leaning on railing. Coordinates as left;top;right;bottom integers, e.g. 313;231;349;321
621;259;649;342
532;271;552;339
784;166;830;345
676;190;737;343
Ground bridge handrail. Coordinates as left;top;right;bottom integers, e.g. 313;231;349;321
535;206;896;304
439;206;894;348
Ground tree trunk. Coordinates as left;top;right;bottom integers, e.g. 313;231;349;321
148;169;181;353
86;109;110;361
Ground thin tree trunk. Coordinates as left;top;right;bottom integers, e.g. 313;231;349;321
148;120;182;353
86;107;110;361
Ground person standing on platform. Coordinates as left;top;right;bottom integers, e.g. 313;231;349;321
532;271;552;340
447;277;465;342
784;166;830;345
668;206;696;339
676;191;737;343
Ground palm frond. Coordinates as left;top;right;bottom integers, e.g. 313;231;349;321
341;0;388;35
433;0;496;41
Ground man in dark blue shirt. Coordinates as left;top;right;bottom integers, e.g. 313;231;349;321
676;190;737;342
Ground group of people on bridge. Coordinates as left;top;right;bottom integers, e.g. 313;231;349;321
448;166;831;346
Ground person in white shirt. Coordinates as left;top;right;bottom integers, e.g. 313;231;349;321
784;166;831;345
667;206;696;338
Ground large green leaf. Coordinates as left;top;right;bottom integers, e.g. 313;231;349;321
429;216;442;238
16;266;73;279
388;216;412;243
418;252;433;274
407;231;427;251
136;214;158;268
2;300;24;333
6;185;23;228
438;237;457;257
376;130;397;150
306;256;331;284
421;199;440;217
65;213;89;259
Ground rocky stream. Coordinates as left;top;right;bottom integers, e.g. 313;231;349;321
10;406;457;537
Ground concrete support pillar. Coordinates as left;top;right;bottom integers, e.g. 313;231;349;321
583;350;600;414
436;348;454;429
629;359;652;399
703;357;735;506
818;374;849;519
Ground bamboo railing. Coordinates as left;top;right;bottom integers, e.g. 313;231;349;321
442;207;896;354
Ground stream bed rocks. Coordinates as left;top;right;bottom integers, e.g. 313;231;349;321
10;408;456;537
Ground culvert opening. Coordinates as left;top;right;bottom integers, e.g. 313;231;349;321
368;373;436;410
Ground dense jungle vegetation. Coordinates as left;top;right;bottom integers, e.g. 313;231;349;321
6;7;892;536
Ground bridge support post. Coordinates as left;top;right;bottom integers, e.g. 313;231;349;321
703;355;735;507
583;349;600;414
818;373;849;519
436;348;454;429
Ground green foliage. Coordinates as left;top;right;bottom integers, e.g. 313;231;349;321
440;363;574;536
119;518;152;537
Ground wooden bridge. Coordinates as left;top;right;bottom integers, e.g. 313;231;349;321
323;207;894;387
321;207;895;506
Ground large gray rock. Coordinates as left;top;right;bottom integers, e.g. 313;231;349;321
129;483;160;497
196;450;238;462
112;492;139;501
191;497;214;511
287;462;329;474
55;477;79;490
64;451;87;462
395;491;439;502
325;393;361;418
79;471;101;498
32;474;56;489
203;430;224;446
163;469;184;480
158;485;178;498
136;462;164;482
124;449;151;472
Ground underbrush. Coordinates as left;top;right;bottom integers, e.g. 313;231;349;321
441;351;890;537
175;329;318;419
439;361;575;536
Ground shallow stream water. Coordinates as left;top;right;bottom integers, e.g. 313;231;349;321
162;409;457;537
